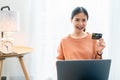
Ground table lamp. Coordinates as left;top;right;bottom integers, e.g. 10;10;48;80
0;6;20;54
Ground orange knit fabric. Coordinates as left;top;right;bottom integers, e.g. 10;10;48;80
57;32;100;60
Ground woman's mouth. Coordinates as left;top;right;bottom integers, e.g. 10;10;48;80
76;26;84;30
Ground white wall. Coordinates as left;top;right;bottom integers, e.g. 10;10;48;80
109;0;120;80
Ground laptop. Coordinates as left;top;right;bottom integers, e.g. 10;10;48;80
56;59;111;80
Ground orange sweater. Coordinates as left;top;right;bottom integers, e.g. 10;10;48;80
57;32;101;60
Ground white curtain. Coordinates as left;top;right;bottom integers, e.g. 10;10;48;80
29;0;110;80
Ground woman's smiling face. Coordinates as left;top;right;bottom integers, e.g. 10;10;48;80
71;12;88;33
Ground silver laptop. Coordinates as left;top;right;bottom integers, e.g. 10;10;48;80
56;59;111;80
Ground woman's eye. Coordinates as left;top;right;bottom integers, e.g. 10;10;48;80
82;19;86;22
75;19;79;21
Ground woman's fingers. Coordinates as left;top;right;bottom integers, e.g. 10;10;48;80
99;38;105;47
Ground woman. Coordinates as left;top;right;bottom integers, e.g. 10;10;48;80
56;7;105;60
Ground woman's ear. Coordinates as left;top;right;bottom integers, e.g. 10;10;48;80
70;19;73;23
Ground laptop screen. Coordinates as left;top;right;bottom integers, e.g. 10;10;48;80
56;59;111;80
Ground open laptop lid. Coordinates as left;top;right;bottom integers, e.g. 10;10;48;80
56;59;111;80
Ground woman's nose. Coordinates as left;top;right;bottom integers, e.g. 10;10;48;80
78;21;83;25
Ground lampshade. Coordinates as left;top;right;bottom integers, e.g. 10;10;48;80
0;11;20;32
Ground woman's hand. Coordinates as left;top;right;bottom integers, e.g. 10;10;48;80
97;38;105;55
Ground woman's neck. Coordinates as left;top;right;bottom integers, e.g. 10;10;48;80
71;31;88;39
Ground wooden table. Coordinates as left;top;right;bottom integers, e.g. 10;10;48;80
0;46;33;80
